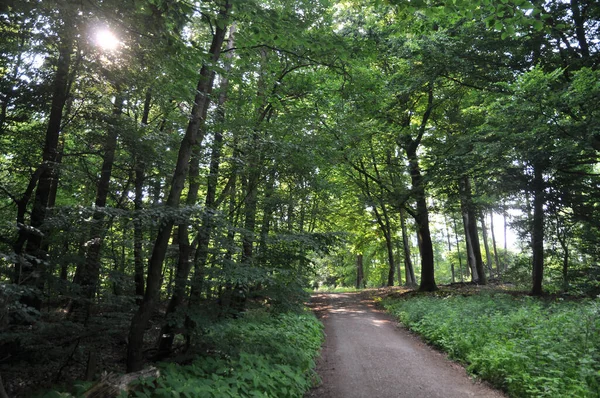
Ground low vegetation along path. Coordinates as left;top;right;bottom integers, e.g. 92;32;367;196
307;292;505;398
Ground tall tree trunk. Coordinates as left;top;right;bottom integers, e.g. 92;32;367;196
503;202;508;271
562;244;569;292
407;150;436;291
452;215;464;282
189;24;236;307
459;176;486;284
400;208;416;286
531;165;545;296
480;212;493;279
490;210;500;277
444;215;455;283
402;83;436;292
371;203;395;287
356;254;364;289
133;89;152;303
126;6;230;372
396;240;403;286
258;168;276;255
16;34;72;310
70;93;124;320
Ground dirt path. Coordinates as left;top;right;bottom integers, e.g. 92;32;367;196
306;292;505;398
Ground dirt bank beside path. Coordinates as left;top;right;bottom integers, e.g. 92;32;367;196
306;292;505;398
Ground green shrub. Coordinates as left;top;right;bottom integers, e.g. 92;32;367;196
383;294;600;397
133;310;323;398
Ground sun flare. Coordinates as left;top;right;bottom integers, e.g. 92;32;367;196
94;28;120;51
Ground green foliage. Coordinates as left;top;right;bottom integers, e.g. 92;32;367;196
134;310;323;398
383;293;600;397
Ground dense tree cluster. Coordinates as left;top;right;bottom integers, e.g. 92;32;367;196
0;0;598;393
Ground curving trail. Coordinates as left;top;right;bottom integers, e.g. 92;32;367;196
306;292;506;398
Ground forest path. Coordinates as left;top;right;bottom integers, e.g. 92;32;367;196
306;292;505;398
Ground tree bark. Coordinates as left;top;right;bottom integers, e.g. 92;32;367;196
570;0;590;59
490;210;500;277
16;34;73;310
480;212;493;279
126;4;230;372
531;165;545;296
503;202;508;271
133;89;152;303
452;215;464;282
259;168;276;254
356;254;364;289
70;93;124;321
400;207;416;286
459;176;486;284
407;150;436;291
444;215;455;283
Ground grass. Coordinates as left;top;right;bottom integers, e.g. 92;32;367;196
382;292;600;397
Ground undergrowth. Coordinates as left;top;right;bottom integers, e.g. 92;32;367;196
382;293;600;398
46;310;323;398
138;310;323;398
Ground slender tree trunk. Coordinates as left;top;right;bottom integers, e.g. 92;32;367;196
372;203;395;287
503;203;508;271
17;35;72;310
531;165;545;296
490;210;500;277
259;168;276;255
356;254;364;289
459;176;486;284
126;6;230;372
452;216;464;282
384;230;395;287
70;93;124;320
562;245;569;292
400;208;416;286
480;213;493;279
190;24;236;307
133;89;152;303
396;240;403;286
444;215;455;283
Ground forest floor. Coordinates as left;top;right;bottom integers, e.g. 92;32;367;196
306;289;506;398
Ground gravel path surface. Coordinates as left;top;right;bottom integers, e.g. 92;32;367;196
306;292;506;398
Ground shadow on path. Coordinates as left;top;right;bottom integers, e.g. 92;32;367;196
306;292;505;398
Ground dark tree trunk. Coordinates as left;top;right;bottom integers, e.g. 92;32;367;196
17;35;72;310
189;25;236;309
401;83;436;292
396;241;403;286
452;215;464;282
356;254;364;289
531;165;545;296
259;168;276;254
71;93;124;320
126;5;230;372
407;150;436;292
400;208;416;286
480;213;493;279
444;215;455;283
490;210;500;277
371;203;395;287
570;0;590;59
503;203;508;271
459;176;486;284
133;89;152;303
